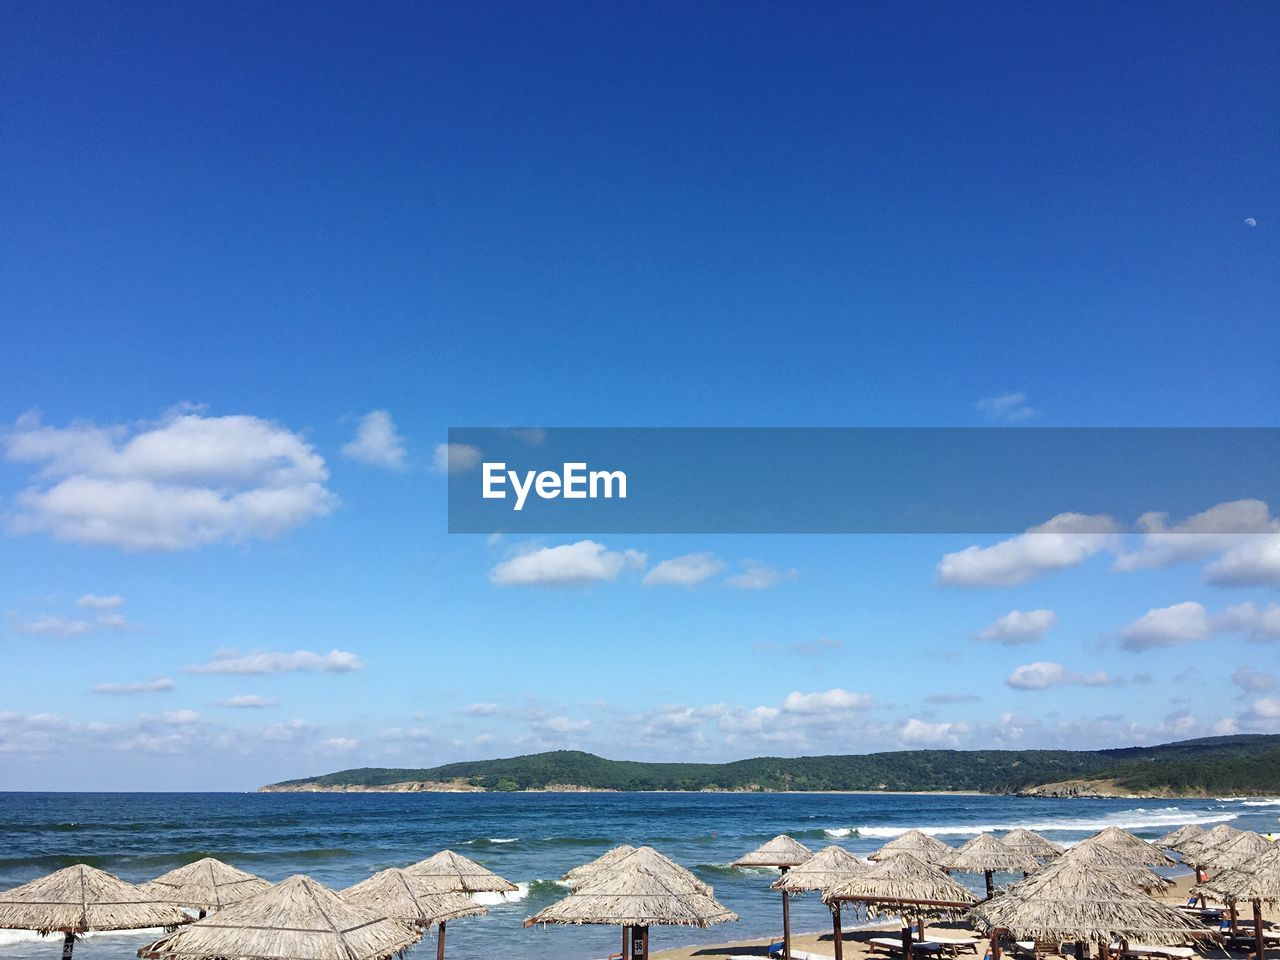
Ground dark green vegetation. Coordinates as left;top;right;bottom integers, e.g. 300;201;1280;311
264;734;1280;795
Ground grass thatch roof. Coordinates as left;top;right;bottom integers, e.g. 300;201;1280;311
342;868;486;927
1197;831;1275;871
1177;824;1243;861
1200;846;1280;905
823;852;977;917
968;853;1203;944
404;849;517;894
524;862;738;929
732;834;813;868
773;846;866;894
1155;823;1204;852
138;875;421;960
0;864;192;935
144;858;271;912
1074;827;1174;867
940;834;1042;875
867;830;953;864
562;846;637;887
568;846;711;895
1048;843;1173;895
1001;829;1064;859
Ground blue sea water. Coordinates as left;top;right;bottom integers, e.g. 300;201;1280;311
0;791;1276;960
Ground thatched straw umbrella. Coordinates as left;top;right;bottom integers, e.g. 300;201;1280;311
139;874;420;960
941;834;1042;898
1155;823;1204;853
406;849;516;960
1002;829;1065;860
0;863;191;960
1050;843;1173;896
524;859;737;960
144;858;271;918
1074;827;1174;868
824;852;977;960
868;830;954;864
567;846;711;894
342;868;486;929
969;852;1203;960
562;845;637;887
1197;845;1280;960
733;834;812;960
1177;823;1243;861
773;846;866;957
1190;832;1276;935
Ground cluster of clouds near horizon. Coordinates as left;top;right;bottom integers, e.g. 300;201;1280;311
3;406;1280;785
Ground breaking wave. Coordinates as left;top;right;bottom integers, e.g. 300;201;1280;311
850;807;1238;839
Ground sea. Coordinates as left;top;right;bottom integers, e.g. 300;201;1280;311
1;791;1278;960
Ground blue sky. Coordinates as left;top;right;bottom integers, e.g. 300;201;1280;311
1;1;1277;790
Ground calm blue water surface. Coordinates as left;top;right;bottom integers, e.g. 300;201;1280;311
1;791;1276;960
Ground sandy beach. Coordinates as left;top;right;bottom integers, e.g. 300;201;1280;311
651;874;1277;960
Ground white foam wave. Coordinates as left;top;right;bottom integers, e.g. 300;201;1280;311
0;927;167;947
473;882;529;905
852;808;1238;839
465;836;519;844
1241;799;1280;807
824;827;854;838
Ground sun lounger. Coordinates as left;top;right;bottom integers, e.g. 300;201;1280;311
869;936;945;957
927;935;982;955
1112;943;1197;959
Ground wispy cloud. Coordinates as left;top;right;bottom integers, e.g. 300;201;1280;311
432;442;482;475
216;694;280;708
490;540;645;587
185;648;365;675
938;512;1118;587
92;677;176;695
976;392;1037;422
976;609;1056;645
77;594;124;610
1005;661;1117;690
642;552;725;588
342;410;407;470
724;560;796;591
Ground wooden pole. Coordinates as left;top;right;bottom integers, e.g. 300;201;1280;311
985;870;994;899
631;925;649;960
61;931;74;960
991;929;1003;960
436;921;446;960
780;865;793;960
1253;900;1265;960
622;924;630;960
1231;901;1239;935
902;916;914;960
832;902;844;960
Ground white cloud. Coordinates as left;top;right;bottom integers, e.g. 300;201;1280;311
642;553;725;588
77;594;124;609
432;442;482;475
976;392;1037;422
1217;602;1280;641
460;702;500;716
724;560;796;591
185;648;365;675
1005;661;1116;690
217;695;279;708
3;409;337;550
537;716;591;735
1205;535;1280;587
976;609;1057;645
92;677;176;695
1119;601;1213;650
1231;667;1275;694
318;737;359;753
159;709;201;725
490;540;645;587
781;689;875;714
899;718;968;746
938;513;1118;587
1114;500;1277;573
11;614;95;639
341;410;407;470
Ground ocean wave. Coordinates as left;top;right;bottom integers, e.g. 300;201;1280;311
0;927;168;947
473;882;529;905
1240;799;1280;807
527;879;573;895
465;837;519;846
852;808;1238;839
824;827;856;838
695;863;779;876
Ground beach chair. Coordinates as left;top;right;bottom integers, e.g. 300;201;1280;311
868;936;945;957
929;935;982;956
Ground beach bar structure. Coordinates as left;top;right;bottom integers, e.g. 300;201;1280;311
138;874;421;960
0;863;191;960
733;834;813;960
406;849;516;960
824;852;978;960
525;858;737;960
773;845;866;959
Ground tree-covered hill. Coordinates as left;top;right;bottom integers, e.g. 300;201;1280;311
261;734;1280;795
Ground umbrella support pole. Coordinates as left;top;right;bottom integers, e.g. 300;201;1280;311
1231;902;1238;935
436;921;446;960
1254;900;1265;960
779;865;792;960
991;929;1003;960
903;917;914;960
630;924;649;960
985;870;994;899
832;902;843;960
61;931;74;960
622;924;630;960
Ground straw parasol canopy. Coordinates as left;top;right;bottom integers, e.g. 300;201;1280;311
773;846;866;894
144;858;271;914
342;868;486;927
0;863;191;959
525;862;739;929
941;835;1042;898
868;830;954;864
1204;845;1280;905
138;874;421;960
1073;827;1174;867
1155;823;1204;853
567;846;711;895
562;845;637;887
404;850;518;894
732;834;813;868
823;852;978;916
1196;830;1275;872
1001;829;1065;860
1046;843;1173;895
969;853;1203;945
1178;823;1243;861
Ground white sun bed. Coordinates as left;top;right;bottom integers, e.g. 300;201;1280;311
869;936;945;956
1112;944;1196;959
